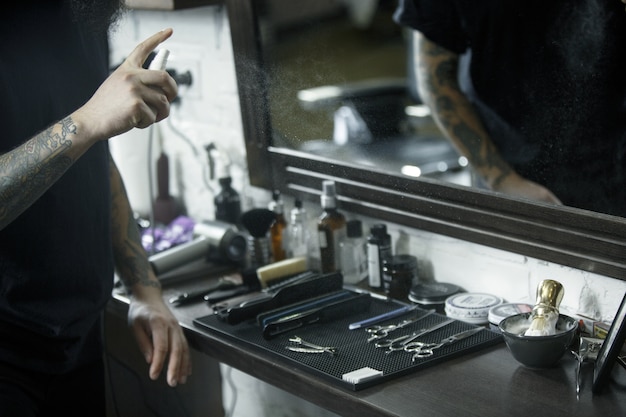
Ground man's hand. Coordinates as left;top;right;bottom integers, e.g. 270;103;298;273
74;28;178;142
127;295;192;387
493;172;562;205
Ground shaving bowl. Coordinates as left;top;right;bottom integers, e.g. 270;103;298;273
499;313;578;368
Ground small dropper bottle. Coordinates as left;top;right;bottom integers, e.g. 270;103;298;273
317;180;347;273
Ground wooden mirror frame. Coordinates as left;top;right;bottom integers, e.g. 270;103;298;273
226;0;626;281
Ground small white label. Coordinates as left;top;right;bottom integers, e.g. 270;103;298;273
367;243;381;287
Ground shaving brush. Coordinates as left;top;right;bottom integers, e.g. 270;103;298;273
240;208;277;268
524;279;564;336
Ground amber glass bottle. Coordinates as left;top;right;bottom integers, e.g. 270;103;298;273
268;190;287;262
317;180;347;273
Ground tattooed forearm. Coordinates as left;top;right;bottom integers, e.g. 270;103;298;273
0;118;76;229
414;32;512;188
109;157;160;291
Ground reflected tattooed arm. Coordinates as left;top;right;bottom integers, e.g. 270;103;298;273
412;31;561;204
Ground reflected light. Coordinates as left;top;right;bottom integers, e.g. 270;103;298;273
401;165;422;177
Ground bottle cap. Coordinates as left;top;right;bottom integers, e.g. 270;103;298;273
218;176;232;186
269;190;284;214
370;224;388;237
321;180;337;208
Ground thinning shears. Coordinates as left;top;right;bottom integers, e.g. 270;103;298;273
408;327;484;361
366;310;435;343
377;318;455;352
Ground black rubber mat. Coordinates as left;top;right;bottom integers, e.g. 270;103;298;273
194;293;503;390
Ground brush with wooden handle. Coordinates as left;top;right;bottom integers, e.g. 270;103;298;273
524;279;564;336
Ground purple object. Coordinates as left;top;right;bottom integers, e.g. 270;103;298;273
142;215;196;253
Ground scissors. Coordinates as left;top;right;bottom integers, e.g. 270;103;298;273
366;310;435;343
408;327;484;361
379;319;454;351
380;319;455;352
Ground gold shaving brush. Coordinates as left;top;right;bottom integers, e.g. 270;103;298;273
524;279;564;336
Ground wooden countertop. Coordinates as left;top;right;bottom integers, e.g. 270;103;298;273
108;271;626;417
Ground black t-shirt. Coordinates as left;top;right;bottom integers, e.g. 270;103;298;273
395;0;626;216
0;2;114;373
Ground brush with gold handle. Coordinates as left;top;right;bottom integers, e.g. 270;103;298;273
524;279;564;336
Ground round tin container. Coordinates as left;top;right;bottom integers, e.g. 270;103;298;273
445;293;504;325
408;282;463;314
488;302;533;332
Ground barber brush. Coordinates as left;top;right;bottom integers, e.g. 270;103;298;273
241;208;278;268
524;279;564;336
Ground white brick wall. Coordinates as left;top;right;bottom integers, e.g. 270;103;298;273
109;6;250;223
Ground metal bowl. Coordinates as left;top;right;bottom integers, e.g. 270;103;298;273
499;313;578;368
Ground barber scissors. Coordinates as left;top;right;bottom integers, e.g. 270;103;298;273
408;327;484;361
366;310;435;343
380;318;455;353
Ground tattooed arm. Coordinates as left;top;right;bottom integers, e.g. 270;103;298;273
110;156;191;387
0;29;177;231
0;117;92;230
412;31;561;204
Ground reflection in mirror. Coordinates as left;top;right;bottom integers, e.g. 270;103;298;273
256;0;626;218
228;0;626;281
258;0;471;185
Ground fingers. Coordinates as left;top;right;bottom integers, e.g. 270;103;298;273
132;320;154;364
165;328;192;387
124;29;178;129
126;28;174;69
148;325;191;387
133;315;191;387
140;70;178;105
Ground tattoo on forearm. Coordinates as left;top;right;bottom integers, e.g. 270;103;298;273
110;158;160;290
417;35;512;186
0;117;75;227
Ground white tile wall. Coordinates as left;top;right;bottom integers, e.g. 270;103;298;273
109;6;251;223
108;7;626;417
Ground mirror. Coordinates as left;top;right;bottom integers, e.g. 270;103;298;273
260;0;473;186
226;0;626;281
236;0;626;218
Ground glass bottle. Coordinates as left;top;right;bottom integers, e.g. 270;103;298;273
317;180;347;273
214;176;241;227
367;223;392;290
288;198;310;260
268;190;287;262
340;219;368;284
